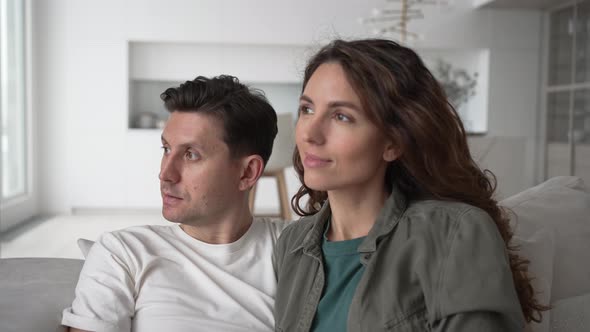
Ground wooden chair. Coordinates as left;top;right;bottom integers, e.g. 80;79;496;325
249;113;294;221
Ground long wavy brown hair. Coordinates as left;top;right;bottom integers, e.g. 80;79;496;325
291;39;547;323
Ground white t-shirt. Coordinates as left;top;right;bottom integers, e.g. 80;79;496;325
62;218;287;332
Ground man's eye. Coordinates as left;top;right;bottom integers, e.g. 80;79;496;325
161;146;170;154
186;151;200;161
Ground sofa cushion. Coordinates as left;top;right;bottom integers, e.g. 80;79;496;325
0;258;83;332
550;292;590;332
500;176;590;302
512;228;555;332
77;238;95;258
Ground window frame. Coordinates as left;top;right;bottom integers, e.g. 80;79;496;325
540;0;590;182
0;0;36;233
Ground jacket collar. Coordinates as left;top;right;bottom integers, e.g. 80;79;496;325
292;201;331;258
294;185;408;257
357;185;407;253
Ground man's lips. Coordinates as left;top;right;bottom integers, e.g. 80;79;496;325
161;192;183;206
303;153;332;168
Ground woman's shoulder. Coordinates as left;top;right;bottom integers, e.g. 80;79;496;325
406;199;492;224
400;200;497;240
275;215;318;253
410;199;484;214
399;201;521;327
280;215;317;238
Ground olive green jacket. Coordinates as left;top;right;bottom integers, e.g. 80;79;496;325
273;187;525;332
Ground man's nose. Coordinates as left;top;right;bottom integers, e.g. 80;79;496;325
159;156;180;183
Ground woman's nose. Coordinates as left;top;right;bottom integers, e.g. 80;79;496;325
297;115;325;146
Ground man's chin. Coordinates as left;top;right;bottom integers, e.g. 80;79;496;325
162;208;182;224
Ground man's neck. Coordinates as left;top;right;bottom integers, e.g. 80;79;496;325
179;205;254;244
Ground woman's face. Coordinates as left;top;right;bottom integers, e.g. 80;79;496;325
296;62;397;195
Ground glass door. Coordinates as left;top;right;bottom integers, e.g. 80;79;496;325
545;0;590;182
573;89;590;184
0;0;36;236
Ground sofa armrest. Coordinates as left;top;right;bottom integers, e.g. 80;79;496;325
0;258;83;332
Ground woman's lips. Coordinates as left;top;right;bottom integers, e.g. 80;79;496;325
303;153;332;168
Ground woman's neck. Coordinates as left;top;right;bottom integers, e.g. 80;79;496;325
326;186;390;241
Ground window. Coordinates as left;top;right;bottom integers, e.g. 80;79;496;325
545;0;590;184
0;0;35;234
1;0;27;201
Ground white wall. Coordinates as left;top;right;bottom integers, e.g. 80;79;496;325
419;49;490;133
32;0;543;215
473;10;543;198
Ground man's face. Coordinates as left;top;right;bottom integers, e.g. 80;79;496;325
159;111;243;226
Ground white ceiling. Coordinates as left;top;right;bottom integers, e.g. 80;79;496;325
475;0;573;10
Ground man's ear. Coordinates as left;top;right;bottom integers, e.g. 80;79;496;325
238;155;265;191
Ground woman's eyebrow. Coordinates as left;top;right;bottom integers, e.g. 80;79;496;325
300;95;360;111
327;101;361;111
300;95;313;104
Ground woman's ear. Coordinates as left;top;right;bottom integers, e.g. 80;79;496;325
383;142;400;162
238;155;265;191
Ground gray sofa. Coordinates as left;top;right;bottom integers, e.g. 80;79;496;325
0;258;83;332
1;176;589;332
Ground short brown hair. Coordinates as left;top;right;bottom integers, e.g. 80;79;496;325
160;75;278;165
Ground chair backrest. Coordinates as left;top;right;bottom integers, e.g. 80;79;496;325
265;112;295;173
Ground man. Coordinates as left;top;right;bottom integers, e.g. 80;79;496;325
62;75;287;332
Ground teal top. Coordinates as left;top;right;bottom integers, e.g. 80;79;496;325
311;223;366;332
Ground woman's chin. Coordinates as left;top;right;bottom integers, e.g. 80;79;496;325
304;176;334;192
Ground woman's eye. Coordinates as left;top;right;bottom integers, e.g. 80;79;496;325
335;113;352;122
299;106;313;115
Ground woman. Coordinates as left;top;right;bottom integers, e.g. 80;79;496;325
273;39;546;331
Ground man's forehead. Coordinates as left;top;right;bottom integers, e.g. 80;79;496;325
161;112;225;148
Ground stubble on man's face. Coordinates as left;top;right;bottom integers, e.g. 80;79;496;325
159;112;241;227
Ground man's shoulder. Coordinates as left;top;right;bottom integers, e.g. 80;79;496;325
97;224;177;250
107;224;174;238
253;217;290;237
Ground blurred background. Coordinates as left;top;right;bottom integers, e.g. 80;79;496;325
1;0;589;258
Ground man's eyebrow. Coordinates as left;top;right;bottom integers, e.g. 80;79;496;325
160;135;206;151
